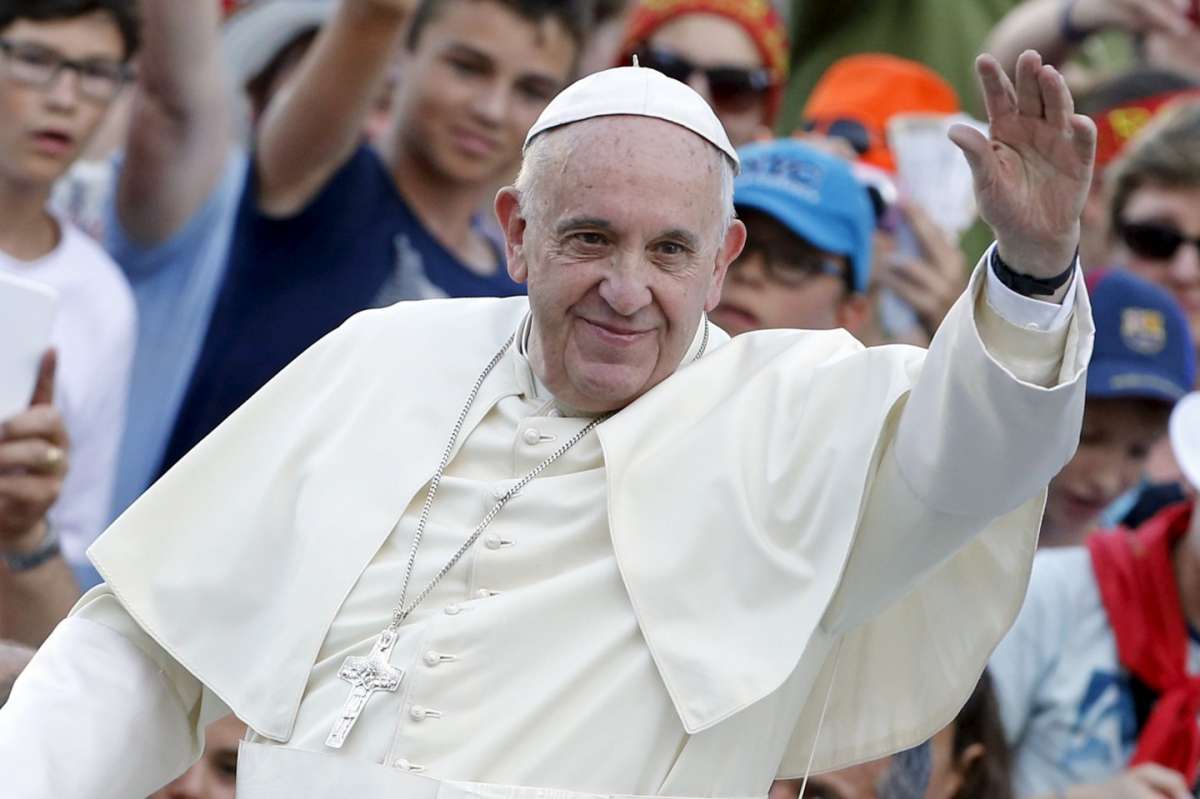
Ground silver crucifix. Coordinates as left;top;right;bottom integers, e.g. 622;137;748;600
324;628;405;749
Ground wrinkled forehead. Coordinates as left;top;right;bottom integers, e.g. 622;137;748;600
532;116;726;203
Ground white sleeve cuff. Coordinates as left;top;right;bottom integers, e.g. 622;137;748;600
984;245;1079;333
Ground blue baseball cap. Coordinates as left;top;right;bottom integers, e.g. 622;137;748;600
733;139;875;293
1086;269;1196;403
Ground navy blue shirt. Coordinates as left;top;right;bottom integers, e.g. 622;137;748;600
161;145;523;473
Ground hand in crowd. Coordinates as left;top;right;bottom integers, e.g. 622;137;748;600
875;201;968;339
1065;0;1195;37
950;51;1095;281
1062;764;1193;799
0;352;68;554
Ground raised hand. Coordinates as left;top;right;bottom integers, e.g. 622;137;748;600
0;351;68;551
949;50;1096;279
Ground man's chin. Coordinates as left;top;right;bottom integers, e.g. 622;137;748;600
562;363;659;413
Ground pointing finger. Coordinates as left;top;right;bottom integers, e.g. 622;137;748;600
30;349;56;407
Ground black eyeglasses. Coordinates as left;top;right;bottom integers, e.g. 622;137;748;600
0;39;131;103
801;117;875;158
635;46;773;113
734;238;853;292
1119;220;1200;262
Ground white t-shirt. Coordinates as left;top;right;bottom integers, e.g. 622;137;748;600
990;546;1200;797
0;217;134;573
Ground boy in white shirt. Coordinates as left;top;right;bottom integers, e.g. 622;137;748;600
0;0;139;627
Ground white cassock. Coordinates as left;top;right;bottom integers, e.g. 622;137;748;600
0;252;1091;798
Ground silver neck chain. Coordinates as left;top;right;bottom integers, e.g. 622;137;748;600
386;318;710;630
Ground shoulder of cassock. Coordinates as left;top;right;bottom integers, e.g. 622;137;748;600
89;274;1090;774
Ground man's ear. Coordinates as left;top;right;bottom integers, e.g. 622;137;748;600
835;292;871;336
495;187;529;283
706;218;747;311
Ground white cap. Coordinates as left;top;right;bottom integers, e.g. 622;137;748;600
1171;392;1200;489
222;0;333;86
524;65;740;172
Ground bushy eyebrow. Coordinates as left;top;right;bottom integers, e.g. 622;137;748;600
554;218;702;250
555;216;614;236
656;228;702;251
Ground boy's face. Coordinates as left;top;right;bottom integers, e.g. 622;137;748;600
393;0;577;186
0;11;126;188
711;211;865;336
1043;396;1171;547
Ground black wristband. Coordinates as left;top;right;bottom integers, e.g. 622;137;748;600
990;246;1076;297
1;524;61;573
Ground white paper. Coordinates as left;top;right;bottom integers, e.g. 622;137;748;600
887;112;988;237
0;271;58;421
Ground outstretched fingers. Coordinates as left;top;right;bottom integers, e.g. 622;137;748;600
1039;63;1074;130
975;53;1017;125
1014;50;1044;120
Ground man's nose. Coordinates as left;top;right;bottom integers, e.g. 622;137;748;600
1095;449;1139;498
470;82;509;126
598;255;654;316
158;764;206;799
727;253;768;286
1168;240;1200;286
685;73;712;107
43;68;82;112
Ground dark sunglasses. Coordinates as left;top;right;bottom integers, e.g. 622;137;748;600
801;117;875;157
635;46;773;113
1119;220;1200;262
735;238;853;293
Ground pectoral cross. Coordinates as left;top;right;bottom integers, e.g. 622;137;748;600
324;629;404;749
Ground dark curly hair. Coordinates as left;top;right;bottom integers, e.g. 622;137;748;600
0;0;141;61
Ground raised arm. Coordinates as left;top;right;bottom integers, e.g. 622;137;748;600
116;0;230;245
253;0;413;217
824;51;1097;630
0;354;78;646
985;0;1194;77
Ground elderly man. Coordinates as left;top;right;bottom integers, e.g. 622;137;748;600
0;50;1093;798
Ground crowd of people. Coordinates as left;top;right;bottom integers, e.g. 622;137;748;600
1;0;1200;796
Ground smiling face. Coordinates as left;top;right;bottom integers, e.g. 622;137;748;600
496;116;745;412
1042;397;1171;547
0;12;126;189
393;0;577;186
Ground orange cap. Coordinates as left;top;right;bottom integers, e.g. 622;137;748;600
802;54;960;173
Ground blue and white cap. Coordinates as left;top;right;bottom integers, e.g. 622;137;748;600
733;138;875;292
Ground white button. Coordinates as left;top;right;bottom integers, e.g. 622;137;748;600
474;588;496;599
410;705;428;721
424;650;442;667
492;483;515;500
548;408;563;418
444;604;462;616
485;534;502;550
395;759;425;772
522;427;541;445
1024;322;1041;331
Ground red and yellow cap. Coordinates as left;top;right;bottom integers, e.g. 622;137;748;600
618;0;790;125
